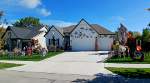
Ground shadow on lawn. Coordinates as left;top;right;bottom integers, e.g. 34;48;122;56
72;73;150;83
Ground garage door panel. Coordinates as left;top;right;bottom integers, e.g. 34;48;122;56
71;38;95;51
98;38;113;51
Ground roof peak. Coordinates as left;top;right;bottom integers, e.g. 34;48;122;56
80;18;89;23
120;23;126;28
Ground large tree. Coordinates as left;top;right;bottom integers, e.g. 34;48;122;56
132;31;142;40
142;28;150;42
142;27;150;51
0;11;4;25
13;17;41;27
0;10;5;49
0;11;4;19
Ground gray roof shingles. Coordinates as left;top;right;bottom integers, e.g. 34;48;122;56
62;24;114;35
8;26;43;39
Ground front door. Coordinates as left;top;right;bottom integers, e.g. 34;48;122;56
64;36;70;50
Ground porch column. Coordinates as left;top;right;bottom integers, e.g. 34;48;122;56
8;39;12;51
17;39;21;49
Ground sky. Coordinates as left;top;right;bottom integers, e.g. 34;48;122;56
0;0;150;32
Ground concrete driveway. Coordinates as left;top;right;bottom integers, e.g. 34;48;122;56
7;51;112;76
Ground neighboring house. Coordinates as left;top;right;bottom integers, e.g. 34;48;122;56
45;19;115;51
44;26;64;50
1;25;47;51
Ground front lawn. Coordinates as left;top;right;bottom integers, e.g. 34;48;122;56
105;52;150;64
0;62;23;69
0;52;63;61
106;67;150;78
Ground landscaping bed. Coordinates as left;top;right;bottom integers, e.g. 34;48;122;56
106;67;150;78
0;62;23;69
105;52;150;64
0;52;63;61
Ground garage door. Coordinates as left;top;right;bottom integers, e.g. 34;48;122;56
98;38;113;51
71;38;95;51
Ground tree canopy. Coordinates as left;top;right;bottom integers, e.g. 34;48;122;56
142;28;150;42
13;17;41;27
0;11;4;19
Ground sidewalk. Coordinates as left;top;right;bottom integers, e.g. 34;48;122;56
0;60;36;65
105;63;150;68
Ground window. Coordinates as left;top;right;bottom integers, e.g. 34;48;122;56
57;39;59;47
52;38;55;46
48;39;51;45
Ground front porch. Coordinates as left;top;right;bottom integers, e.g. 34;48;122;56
47;36;62;51
5;38;31;51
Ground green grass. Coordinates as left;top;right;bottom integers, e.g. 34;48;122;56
0;62;23;69
0;52;63;61
105;52;150;64
106;67;150;78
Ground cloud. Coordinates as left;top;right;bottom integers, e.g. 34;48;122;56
41;20;76;27
0;0;51;17
19;0;51;17
109;16;126;23
19;0;41;9
38;8;51;17
0;24;9;28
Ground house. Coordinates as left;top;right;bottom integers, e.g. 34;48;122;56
1;25;47;51
44;26;64;50
45;19;115;51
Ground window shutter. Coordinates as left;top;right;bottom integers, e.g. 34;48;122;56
57;39;59;46
49;39;50;45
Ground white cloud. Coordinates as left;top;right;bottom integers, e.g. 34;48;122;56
41;20;76;27
19;0;51;17
0;23;11;28
0;0;51;17
39;8;51;17
110;16;126;23
19;0;41;9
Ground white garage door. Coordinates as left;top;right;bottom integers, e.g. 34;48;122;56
98;38;113;51
71;38;95;51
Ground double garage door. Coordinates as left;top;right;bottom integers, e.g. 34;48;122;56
71;37;113;51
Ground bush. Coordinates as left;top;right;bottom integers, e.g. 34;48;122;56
13;48;21;56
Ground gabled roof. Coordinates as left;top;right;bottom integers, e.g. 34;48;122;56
63;25;75;34
91;24;114;34
44;25;64;37
2;26;45;39
10;26;31;39
62;19;114;35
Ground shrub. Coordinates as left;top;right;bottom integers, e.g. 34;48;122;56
13;48;21;56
